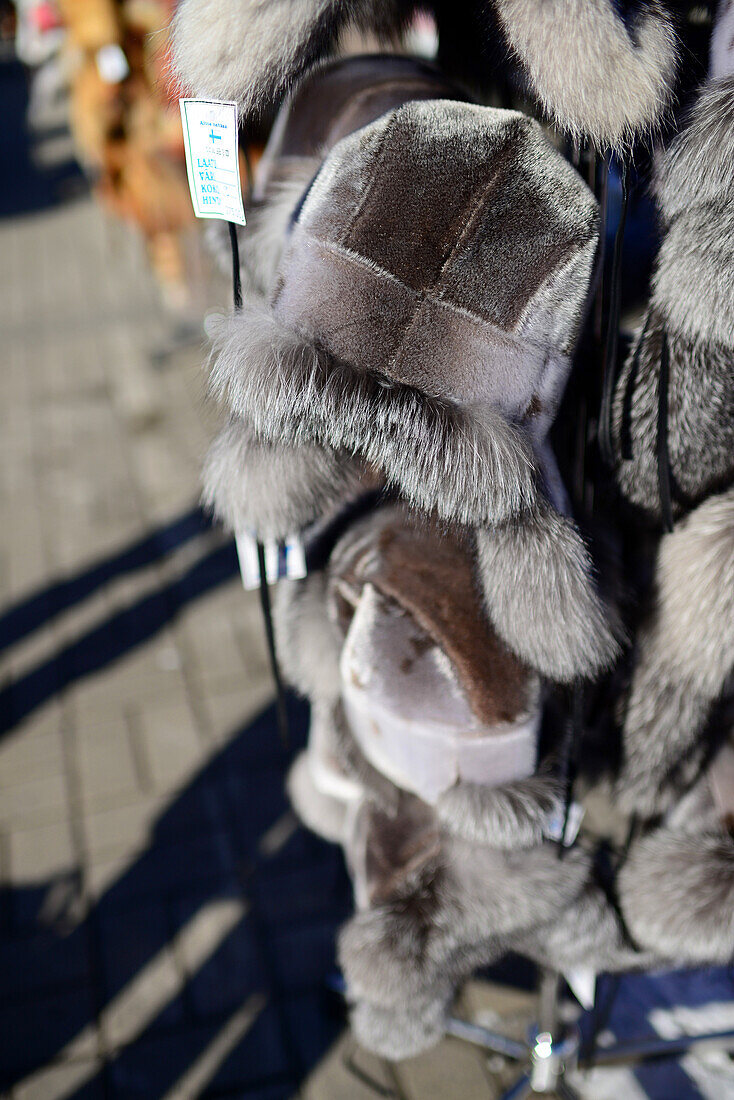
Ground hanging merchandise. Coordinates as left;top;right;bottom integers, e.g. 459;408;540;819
611;45;734;817
169;0;734;1087
204;87;620;682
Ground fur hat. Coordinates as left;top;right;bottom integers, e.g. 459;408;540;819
171;0;679;150
277;504;601;1059
204;56;465;539
208;96;620;680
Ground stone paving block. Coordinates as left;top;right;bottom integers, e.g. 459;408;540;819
301;1033;395;1100
0;729;64;786
198;682;274;747
99;899;185;1046
77;726;140;806
10;818;75;882
0;922;91;1000
171;892;266;1019
12;1060;107;1100
393;1035;500;1100
82;794;162;860
138;699;205;792
0;986;98;1082
0;773;68;829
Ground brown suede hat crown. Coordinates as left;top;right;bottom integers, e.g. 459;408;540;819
272;99;599;438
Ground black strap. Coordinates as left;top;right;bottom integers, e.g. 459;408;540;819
656;327;675;533
228;220;290;747
598;160;630;469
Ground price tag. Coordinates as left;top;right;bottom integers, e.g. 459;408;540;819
179;99;246;226
235;532;308;590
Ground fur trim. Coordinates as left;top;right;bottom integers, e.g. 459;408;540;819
618;488;734;816
493;0;678;149
656;77;734;223
350;997;448;1061
436;773;562;849
619;828;734;963
207;301;537;527
513;883;653;973
711;0;734;80
203;417;365;540
612;310;734;520
171;0;409;113
273;574;342;699
475;506;621;682
653;78;734;348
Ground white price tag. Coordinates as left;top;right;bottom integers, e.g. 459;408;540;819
545;801;585;847
179;99;246;226
234;532;308;590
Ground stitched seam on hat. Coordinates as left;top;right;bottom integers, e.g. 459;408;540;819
339;111;401;247
290;228;562;362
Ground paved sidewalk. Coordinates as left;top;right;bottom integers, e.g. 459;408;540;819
0;56;352;1100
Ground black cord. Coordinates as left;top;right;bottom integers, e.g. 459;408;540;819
598;159;630;469
557;684;584;858
228;219;290;747
656;327;675;534
227;221;243;311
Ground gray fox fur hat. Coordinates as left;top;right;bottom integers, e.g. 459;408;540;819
276;504;613;1059
207;93;621;681
171;0;679;150
611;55;734;816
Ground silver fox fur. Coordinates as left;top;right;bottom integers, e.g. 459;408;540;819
619;829;734;963
171;0;678;149
171;0;407;111
206;300;537;527
493;0;678;150
618;488;734;816
475;507;621;681
209;301;620;680
613;78;734;518
203;417;366;540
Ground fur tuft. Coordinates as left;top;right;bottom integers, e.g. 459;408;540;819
494;0;678;149
273;575;342;698
350;997;448;1061
436;774;561;849
207;300;537;526
203;417;365;540
652;77;734;348
475;505;621;682
171;0;409;115
618;488;734;816
656;76;734;222
619;829;734;963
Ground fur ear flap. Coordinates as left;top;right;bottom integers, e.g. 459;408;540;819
493;0;678;150
202;417;365;540
475;505;621;682
207;301;537;526
171;0;409;114
619;828;734;963
617;488;734;816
